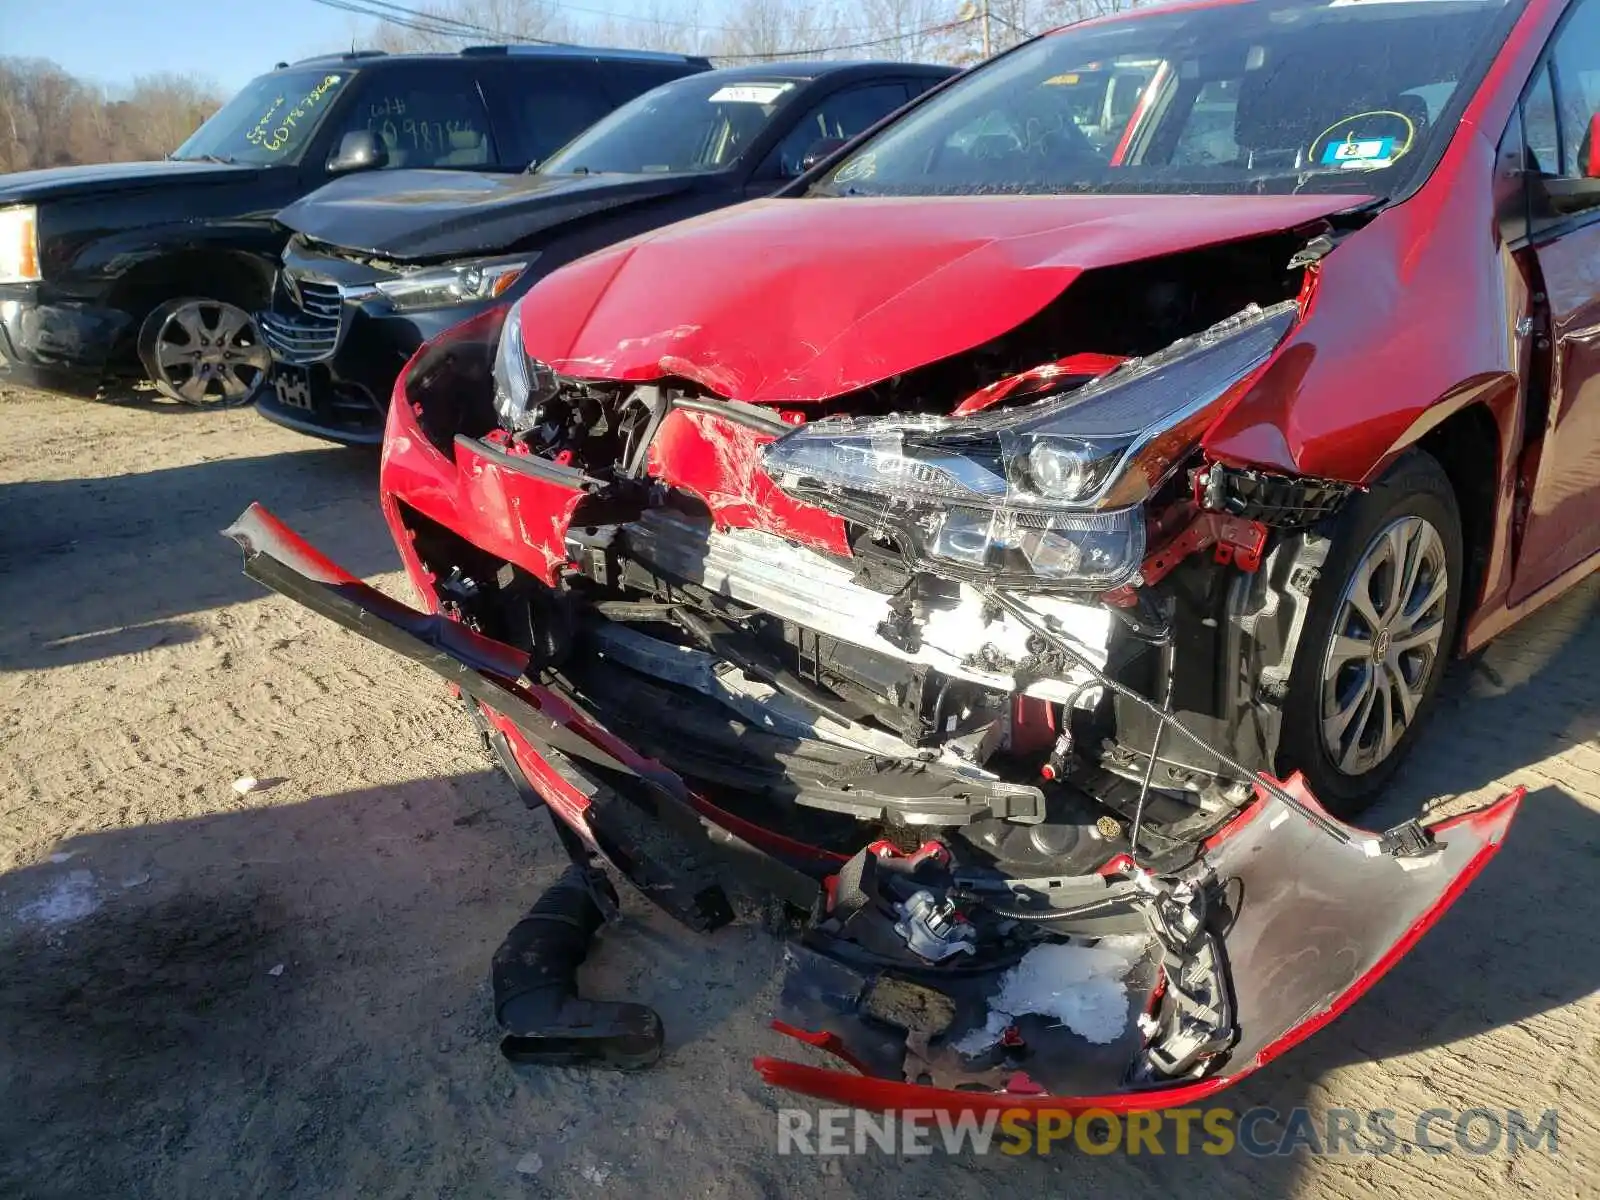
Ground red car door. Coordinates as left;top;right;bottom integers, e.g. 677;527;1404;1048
1514;0;1600;601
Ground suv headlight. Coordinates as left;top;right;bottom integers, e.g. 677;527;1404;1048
376;253;533;312
0;206;40;284
763;301;1298;588
492;294;559;432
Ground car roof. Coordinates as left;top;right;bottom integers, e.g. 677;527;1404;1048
280;50;955;79
682;60;959;84
284;44;712;70
1056;0;1507;35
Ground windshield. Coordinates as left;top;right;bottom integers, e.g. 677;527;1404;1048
173;68;351;165
539;75;803;175
818;0;1514;199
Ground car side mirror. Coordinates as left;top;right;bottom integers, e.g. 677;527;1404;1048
798;136;848;174
327;129;388;175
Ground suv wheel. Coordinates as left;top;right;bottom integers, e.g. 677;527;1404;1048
138;297;270;407
1277;450;1463;818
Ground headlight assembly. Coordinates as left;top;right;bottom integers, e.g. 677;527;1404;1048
376;254;533;312
491;295;559;433
0;206;41;284
763;301;1298;588
925;505;1146;589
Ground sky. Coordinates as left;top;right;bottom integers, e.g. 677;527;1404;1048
2;0;371;92
0;0;725;94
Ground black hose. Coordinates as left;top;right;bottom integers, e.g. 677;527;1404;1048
1130;670;1176;868
954;881;1137;923
974;896;1132;923
982;588;1354;846
492;863;665;1069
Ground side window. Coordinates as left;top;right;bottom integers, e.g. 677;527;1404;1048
490;66;616;166
1553;0;1600;176
333;68;495;169
1523;65;1562;176
765;83;912;178
1497;93;1530;246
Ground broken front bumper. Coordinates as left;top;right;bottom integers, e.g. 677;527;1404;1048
226;501;1521;1114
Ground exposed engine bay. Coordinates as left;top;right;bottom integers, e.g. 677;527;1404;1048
227;228;1521;1108
408;238;1348;878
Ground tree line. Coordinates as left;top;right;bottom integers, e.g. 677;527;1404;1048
369;0;1139;64
0;62;223;173
0;0;1138;172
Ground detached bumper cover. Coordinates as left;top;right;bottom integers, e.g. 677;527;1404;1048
226;501;1522;1113
224;503;834;928
758;778;1520;1113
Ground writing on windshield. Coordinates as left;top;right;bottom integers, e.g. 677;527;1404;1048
357;94;482;159
173;69;351;165
247;74;343;154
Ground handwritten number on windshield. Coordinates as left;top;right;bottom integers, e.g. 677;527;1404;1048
245;74;342;154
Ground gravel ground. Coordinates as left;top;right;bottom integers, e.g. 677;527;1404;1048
0;382;1595;1198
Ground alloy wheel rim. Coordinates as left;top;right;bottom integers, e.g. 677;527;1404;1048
1320;515;1449;776
153;301;271;406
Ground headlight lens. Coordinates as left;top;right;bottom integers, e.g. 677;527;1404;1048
763;301;1297;587
491;295;559;433
0;206;41;284
376;254;532;311
927;505;1146;588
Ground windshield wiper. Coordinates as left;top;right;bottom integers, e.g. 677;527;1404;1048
172;153;236;165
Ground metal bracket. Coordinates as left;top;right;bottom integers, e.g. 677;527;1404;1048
1378;818;1441;859
1106;511;1269;606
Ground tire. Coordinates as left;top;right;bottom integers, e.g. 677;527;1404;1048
137;296;271;407
1276;450;1464;819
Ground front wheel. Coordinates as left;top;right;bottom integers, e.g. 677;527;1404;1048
1277;450;1464;818
137;297;271;407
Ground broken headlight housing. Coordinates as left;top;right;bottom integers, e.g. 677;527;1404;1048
764;302;1298;589
492;294;560;433
377;253;533;312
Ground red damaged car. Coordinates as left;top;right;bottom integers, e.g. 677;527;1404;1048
230;0;1600;1112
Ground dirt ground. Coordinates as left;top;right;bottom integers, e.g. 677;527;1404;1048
0;381;1595;1199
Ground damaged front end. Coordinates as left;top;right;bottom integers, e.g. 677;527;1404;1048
228;272;1519;1111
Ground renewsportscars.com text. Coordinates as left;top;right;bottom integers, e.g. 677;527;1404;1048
776;1106;1561;1158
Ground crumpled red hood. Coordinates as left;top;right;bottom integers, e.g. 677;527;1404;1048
515;192;1367;405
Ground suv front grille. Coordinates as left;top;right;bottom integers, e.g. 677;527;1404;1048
260;276;343;364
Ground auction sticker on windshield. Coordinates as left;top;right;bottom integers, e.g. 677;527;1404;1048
1323;136;1396;166
709;84;794;104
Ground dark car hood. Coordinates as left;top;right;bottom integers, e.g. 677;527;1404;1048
0;159;262;205
277;168;703;260
513;192;1372;405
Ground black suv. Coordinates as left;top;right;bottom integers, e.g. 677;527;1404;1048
0;45;709;405
256;61;957;444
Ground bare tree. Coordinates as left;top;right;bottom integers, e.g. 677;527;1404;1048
856;0;968;62
708;0;851;62
368;0;573;52
348;0;988;65
0;57;224;172
121;74;219;158
18;62;82;167
586;0;714;57
942;0;1149;62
